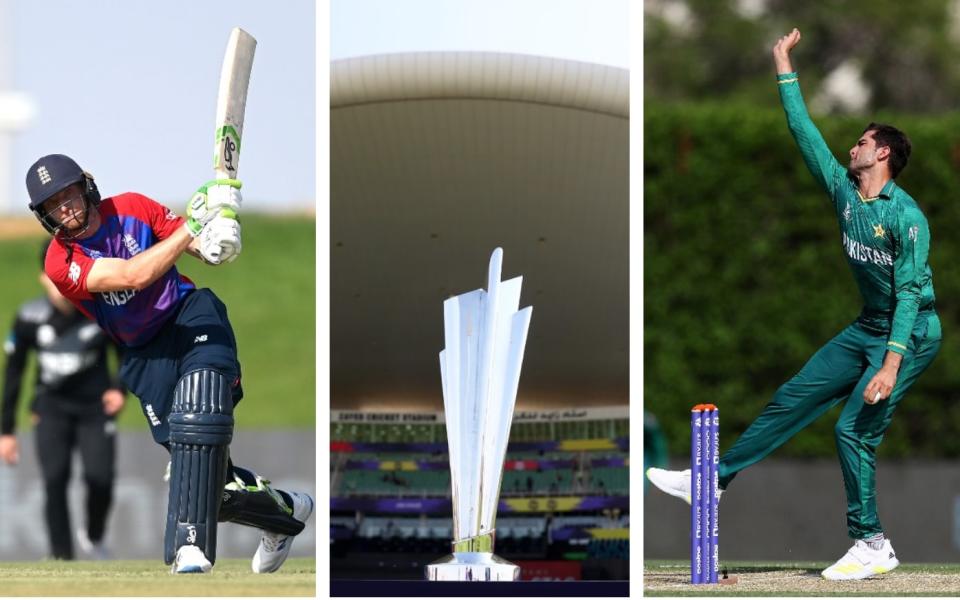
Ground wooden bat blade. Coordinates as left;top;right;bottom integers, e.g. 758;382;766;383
213;27;257;179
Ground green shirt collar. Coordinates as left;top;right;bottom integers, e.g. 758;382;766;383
856;179;897;202
877;179;897;199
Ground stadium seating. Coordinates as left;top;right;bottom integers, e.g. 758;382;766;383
332;416;628;495
330;413;629;581
332;419;628;444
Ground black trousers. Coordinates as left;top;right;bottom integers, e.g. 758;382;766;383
34;410;116;559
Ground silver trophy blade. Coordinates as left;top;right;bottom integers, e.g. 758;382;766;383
428;248;532;582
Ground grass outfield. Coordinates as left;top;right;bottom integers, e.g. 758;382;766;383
0;557;315;596
0;214;315;431
645;560;960;596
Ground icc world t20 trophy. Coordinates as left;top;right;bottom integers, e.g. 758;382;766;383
426;248;533;581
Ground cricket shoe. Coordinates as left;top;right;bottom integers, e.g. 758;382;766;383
646;467;693;504
171;544;213;574
252;491;315;573
821;539;899;580
646;467;725;505
76;528;111;560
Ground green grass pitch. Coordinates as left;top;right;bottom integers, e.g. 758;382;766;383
645;560;960;596
0;557;315;596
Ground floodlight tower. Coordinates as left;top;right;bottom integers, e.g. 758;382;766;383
0;0;37;214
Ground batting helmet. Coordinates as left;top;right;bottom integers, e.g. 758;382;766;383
25;154;101;235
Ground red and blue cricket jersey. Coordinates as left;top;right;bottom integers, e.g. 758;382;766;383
44;193;196;348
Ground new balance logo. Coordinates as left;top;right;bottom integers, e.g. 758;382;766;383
187;526;197;544
194;334;208;343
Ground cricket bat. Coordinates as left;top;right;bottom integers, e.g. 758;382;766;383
213;28;257;180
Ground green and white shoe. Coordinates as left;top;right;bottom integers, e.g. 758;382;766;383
821;539;899;581
646;468;693;504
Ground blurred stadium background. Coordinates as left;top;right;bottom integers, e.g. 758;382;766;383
330;51;629;581
645;0;960;563
0;1;315;563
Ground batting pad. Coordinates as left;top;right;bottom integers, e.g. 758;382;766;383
164;369;234;565
219;466;306;536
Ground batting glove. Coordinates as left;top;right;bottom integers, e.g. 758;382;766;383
199;215;242;264
185;179;242;237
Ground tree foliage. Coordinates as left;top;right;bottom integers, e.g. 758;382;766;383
645;0;960;113
644;101;960;458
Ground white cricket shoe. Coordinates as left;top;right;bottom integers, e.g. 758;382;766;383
171;544;212;574
646;467;693;504
76;528;111;560
822;539;899;580
252;492;315;573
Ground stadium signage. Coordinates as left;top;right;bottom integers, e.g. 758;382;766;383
332;411;441;423
332;406;628;424
512;406;628;422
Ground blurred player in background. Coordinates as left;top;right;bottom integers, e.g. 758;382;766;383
1;240;125;560
646;28;940;581
24;154;314;574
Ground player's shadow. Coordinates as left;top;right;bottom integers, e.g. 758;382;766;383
643;565;825;585
720;565;822;574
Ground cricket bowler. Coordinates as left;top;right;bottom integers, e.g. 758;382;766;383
647;28;941;580
25;153;314;574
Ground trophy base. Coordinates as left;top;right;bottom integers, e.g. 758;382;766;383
425;552;520;581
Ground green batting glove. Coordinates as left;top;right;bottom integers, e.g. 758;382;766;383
185;178;242;237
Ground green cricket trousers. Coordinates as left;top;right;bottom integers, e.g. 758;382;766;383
716;311;941;539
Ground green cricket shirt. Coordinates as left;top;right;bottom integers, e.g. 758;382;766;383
777;72;935;354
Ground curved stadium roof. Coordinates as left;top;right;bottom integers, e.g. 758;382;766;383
331;52;628;411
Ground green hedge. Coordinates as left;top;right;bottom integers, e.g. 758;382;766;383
645;101;960;458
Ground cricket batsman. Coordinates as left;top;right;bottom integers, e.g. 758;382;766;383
647;28;941;580
25;154;314;574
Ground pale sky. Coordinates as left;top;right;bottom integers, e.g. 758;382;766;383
8;0;315;213
331;0;629;68
5;1;627;215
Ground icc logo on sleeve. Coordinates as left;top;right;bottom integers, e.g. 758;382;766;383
68;262;81;283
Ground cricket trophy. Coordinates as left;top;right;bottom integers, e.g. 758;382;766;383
426;248;533;581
